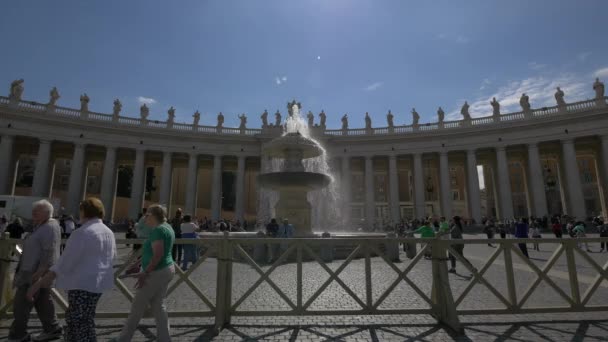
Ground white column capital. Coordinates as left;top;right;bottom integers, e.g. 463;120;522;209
561;138;574;145
2;134;15;142
39;138;52;145
162;150;172;157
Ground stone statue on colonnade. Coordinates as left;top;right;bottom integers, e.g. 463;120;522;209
307;111;314;127
9;79;24;101
167;107;176;127
319;110;326;127
238;113;247;129
287;100;301;117
80;93;90;112
217;112;224;128
261;109;268;127
461;101;471;121
192;110;200;127
519;93;531;112
341;114;348;130
594;78;605;106
411;108;420;126
112;99;122;118
140;103;149;124
275;110;281;126
387;110;394;127
437;107;445;124
555;87;566;108
365;112;372;130
491;97;500;116
48;87;60;106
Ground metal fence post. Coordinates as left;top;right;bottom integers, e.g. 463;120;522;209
430;238;462;333
0;232;13;315
214;233;232;334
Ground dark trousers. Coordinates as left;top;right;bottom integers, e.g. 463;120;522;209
66;290;102;342
518;243;529;258
9;286;61;340
172;233;183;262
601;235;608;249
554;231;563;238
449;244;472;269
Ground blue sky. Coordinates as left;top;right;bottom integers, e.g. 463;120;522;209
1;0;607;128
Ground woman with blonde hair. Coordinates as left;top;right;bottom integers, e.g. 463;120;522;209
112;204;175;342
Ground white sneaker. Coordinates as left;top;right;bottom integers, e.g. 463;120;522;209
32;328;62;341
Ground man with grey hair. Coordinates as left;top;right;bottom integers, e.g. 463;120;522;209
9;199;62;342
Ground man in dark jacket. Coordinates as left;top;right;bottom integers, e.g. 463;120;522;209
171;208;183;263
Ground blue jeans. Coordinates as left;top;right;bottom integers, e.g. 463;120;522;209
181;233;198;270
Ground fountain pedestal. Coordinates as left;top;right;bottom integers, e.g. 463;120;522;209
275;189;312;236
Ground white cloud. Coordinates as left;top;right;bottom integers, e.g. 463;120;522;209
594;67;608;79
528;62;547;70
275;75;288;85
479;78;491;91
446;73;590;120
578;51;592;62
436;33;469;44
137;96;157;105
365;82;383;91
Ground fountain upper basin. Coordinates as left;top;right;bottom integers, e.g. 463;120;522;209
257;172;331;191
263;132;324;159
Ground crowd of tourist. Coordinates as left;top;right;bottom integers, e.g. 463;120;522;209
3;199;608;341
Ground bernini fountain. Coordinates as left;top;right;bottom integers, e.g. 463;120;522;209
258;101;333;236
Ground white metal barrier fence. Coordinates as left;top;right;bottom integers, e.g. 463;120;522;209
1;234;607;333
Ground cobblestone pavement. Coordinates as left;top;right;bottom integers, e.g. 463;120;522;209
1;234;607;341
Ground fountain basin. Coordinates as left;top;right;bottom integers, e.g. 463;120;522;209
258;172;331;191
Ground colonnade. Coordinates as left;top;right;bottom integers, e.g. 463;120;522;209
0;134;606;225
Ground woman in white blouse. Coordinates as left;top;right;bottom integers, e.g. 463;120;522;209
27;197;116;342
180;215;199;270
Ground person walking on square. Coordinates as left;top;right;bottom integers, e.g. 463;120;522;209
484;220;496;247
531;222;542;251
266;218;280;262
8;200;62;342
600;220;608;252
26;198;117;342
515;217;530;258
573;221;591;252
277;219;294;253
414;220;435;259
552;218;563;238
171;208;183;264
112;204;175;342
180;215;199;271
447;216;475;274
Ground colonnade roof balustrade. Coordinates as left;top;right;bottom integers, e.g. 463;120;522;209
1;78;606;140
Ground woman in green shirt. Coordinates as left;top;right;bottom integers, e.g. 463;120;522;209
114;204;175;342
414;220;435;259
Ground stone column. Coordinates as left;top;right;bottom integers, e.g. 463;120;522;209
31;139;53;197
439;151;452;219
100;146;117;221
599;136;608;218
66;143;86;216
211;155;222;220
592;152;607;218
158;151;173;208
466;149;482;223
341;156;351;225
496;147;514;220
388;155;401;225
234;155;246;222
364;156;375;229
527;143;548;218
184;153;198;216
413;153;426;219
561;139;586;219
0;135;15;194
128;148;146;219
